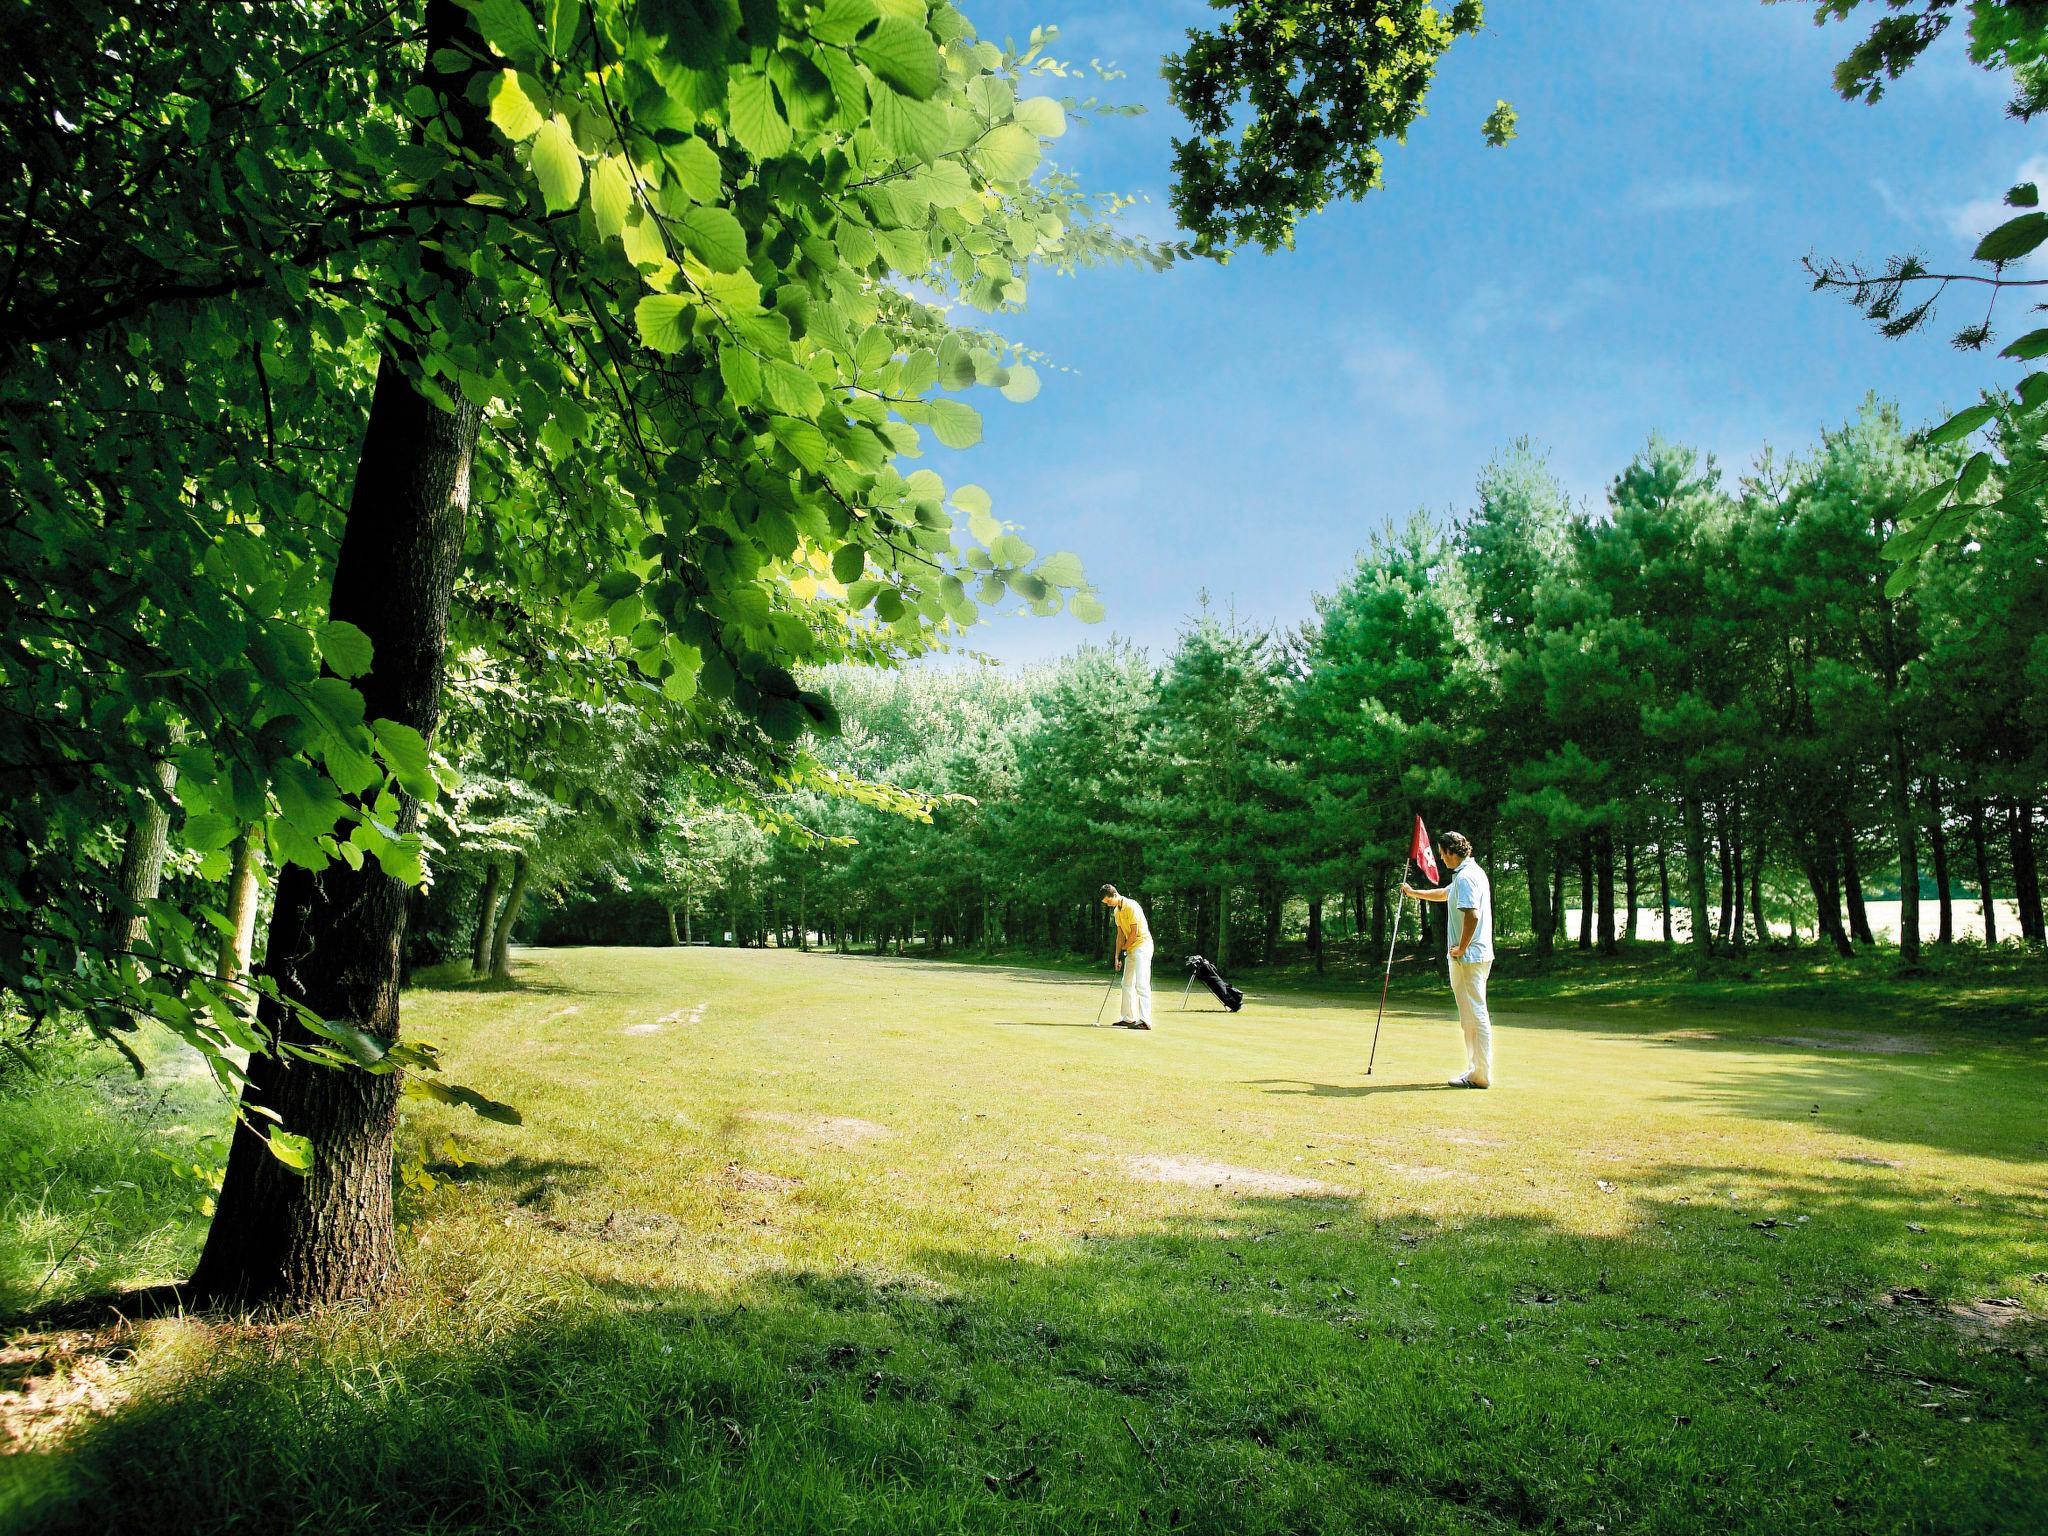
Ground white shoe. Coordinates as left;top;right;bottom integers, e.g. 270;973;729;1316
1449;1074;1490;1089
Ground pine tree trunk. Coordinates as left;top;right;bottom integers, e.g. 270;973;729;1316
489;851;529;980
1526;840;1554;959
217;827;264;1007
1622;835;1638;943
1748;825;1768;946
470;862;502;977
1576;834;1593;950
1657;839;1672;943
1216;884;1230;969
1728;805;1747;954
1890;735;1921;964
2012;799;2044;944
1682;794;1713;965
1307;895;1323;972
1595;827;1617;955
110;753;179;958
665;906;678;945
1970;801;1997;945
1550;849;1568;942
189;3;487;1304
1715;820;1735;950
1262;883;1282;964
1843;834;1876;946
1927;781;1953;945
1802;846;1853;956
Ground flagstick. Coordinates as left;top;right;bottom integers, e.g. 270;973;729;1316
1367;869;1405;1076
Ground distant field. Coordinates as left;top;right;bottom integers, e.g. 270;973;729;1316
4;946;2044;1534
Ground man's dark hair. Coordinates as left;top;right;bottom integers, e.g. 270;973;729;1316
1100;883;1120;898
1439;831;1472;858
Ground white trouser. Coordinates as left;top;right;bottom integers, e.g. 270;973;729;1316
1449;958;1493;1084
1120;941;1154;1023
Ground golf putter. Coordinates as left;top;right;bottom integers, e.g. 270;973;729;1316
1094;972;1119;1026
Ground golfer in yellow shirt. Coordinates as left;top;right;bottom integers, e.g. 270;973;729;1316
1101;884;1154;1031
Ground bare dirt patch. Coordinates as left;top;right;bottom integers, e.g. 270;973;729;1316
1883;1287;2043;1341
752;1111;892;1146
1437;1131;1504;1149
1839;1154;1905;1169
1125;1155;1341;1198
623;1023;664;1036
727;1164;800;1194
1;1330;133;1452
1761;1032;1934;1056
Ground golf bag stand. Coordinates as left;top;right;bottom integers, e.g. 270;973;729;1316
1181;954;1245;1012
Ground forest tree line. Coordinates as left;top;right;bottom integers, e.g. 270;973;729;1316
503;401;2047;973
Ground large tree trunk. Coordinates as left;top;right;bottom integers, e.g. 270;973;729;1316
1843;834;1876;947
1262;883;1283;964
187;1;488;1310
489;851;529;980
109;753;178;958
1682;793;1712;966
1306;895;1323;973
1714;817;1735;950
1748;825;1768;947
1216;884;1230;969
1890;735;1921;965
1595;827;1617;956
1970;800;1998;945
1927;781;1953;946
1525;839;1555;958
2013;799;2044;945
469;861;502;977
1727;803;1747;953
666;906;679;945
217;827;265;1007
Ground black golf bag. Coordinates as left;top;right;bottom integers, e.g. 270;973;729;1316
1182;954;1244;1012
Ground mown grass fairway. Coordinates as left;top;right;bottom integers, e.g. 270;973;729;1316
5;946;2046;1533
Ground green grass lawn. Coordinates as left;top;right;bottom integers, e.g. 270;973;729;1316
4;945;2045;1533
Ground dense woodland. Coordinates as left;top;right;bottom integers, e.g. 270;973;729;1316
4;0;2045;1311
498;405;2048;972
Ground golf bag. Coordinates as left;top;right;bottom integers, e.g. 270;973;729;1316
1182;954;1244;1012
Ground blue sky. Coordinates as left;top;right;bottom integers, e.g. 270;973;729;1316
922;1;2044;664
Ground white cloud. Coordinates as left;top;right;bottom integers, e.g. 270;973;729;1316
1945;154;2048;269
1456;276;1615;340
1631;177;1754;213
1340;338;1450;423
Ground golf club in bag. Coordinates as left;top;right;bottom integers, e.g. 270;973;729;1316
1179;954;1244;1012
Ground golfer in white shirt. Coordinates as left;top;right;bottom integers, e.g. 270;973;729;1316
1401;830;1495;1088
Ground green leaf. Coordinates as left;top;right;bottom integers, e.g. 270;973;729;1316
679;206;748;272
315;620;375;679
590;154;634;239
1955;449;1994;501
769;416;830;471
1070;590;1107;624
1923;402;1997;445
267;1127;314;1175
531;115;584;213
727;72;792;159
831;543;866;584
488;69;544;140
999;363;1040;403
719;345;763;404
925;398;982;449
857;20;941;100
2007;181;2040;209
1035;550;1084;587
370;718;437;798
2000;328;2048;361
1012;96;1066;139
975;123;1041;183
636;294;696;353
661;133;724;203
1972;210;2048;264
467;0;542;60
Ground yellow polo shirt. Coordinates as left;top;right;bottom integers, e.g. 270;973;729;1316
1114;899;1151;951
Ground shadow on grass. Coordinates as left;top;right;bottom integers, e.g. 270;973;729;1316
7;1161;2045;1536
1247;1080;1457;1098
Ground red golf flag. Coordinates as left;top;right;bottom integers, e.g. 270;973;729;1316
1410;815;1440;884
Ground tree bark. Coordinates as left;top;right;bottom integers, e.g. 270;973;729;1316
1306;895;1323;973
1525;839;1554;959
1595;827;1617;956
489;851;529;980
1727;803;1747;954
1801;844;1853;957
110;753;178;958
186;1;489;1310
1714;818;1734;950
1550;848;1567;943
1927;781;1953;946
1216;884;1230;969
1682;793;1712;966
1656;838;1672;944
1622;834;1638;943
1890;734;1921;965
217;826;264;1007
1748;824;1768;947
469;862;502;977
2012;799;2044;944
1843;834;1876;947
1576;834;1593;949
1970;800;1998;945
